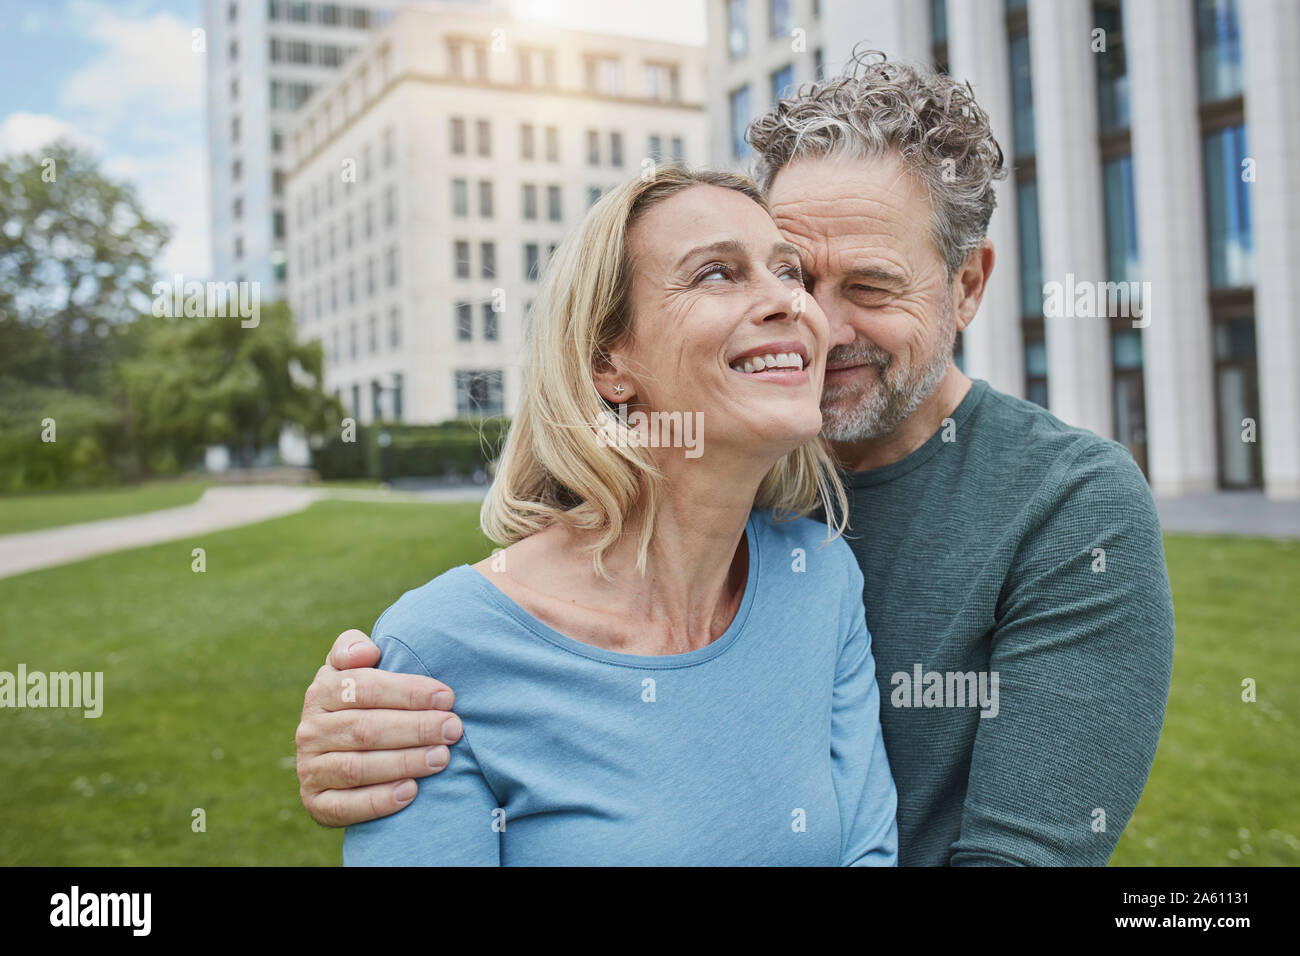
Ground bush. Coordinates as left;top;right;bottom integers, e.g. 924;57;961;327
311;419;510;482
0;382;130;492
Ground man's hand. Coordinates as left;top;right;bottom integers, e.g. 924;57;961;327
296;629;463;827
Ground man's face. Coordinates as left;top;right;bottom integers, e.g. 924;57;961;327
767;151;958;442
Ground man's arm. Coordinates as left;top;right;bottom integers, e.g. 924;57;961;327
948;441;1175;866
295;629;465;827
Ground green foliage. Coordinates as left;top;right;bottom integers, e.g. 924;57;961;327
0;141;168;392
0;380;131;492
119;303;343;469
312;418;510;481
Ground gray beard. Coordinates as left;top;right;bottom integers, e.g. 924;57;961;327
819;308;956;443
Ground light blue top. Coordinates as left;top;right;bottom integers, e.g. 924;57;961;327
342;507;898;866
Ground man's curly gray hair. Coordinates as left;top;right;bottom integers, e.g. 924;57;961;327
749;49;1007;278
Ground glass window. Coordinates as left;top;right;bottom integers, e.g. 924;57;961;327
478;180;494;218
770;64;794;103
730;85;752;159
455;370;504;417
728;0;749;58
1111;329;1143;370
587;129;600;165
1202;124;1253;288
546;125;559;162
1016;179;1043;315
649;134;662;159
450;117;466;155
521;123;534;160
455;240;470;279
389;309;401;349
525;243;540;281
483;303;498;341
931;0;948;46
610;131;623;167
1009;33;1035;158
1095;0;1130;131
1103;155;1140;282
547;185;562;222
671;137;684;163
456;302;472;341
480;241;495;279
476;119;491;157
769;0;791;38
451;178;468;217
523;183;538;221
1197;0;1243;102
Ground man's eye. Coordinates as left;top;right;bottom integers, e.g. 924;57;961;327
776;263;803;281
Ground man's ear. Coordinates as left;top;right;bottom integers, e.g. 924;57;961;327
954;239;995;332
592;348;636;404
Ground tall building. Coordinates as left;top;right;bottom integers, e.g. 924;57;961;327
283;2;706;425
709;0;1300;501
204;0;417;303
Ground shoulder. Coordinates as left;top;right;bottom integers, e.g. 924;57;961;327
972;384;1156;523
370;566;502;676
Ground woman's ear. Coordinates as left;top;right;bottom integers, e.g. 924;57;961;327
593;348;635;404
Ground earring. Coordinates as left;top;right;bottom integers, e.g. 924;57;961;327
613;384;625;395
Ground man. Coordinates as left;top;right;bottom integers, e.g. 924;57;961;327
295;52;1174;865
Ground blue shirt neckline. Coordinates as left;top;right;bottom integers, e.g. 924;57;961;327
453;509;763;669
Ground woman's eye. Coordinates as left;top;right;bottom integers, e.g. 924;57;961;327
697;264;731;282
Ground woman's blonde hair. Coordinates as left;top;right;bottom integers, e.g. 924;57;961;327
480;164;849;579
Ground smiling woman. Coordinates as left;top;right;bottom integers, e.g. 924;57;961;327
340;165;899;866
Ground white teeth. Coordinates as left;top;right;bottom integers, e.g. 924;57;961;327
731;351;805;374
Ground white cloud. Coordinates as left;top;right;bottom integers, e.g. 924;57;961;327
0;112;100;156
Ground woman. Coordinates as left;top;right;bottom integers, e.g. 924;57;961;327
342;166;897;865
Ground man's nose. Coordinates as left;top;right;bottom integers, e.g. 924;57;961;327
815;291;856;348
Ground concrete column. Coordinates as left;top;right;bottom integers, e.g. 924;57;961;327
823;0;931;75
1240;0;1300;499
1124;0;1217;496
947;0;1024;397
1028;0;1113;438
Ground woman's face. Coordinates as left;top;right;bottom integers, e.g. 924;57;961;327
606;184;829;458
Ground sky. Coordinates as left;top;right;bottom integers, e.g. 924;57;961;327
0;0;706;281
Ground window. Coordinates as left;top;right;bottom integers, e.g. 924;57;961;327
455;240;470;279
478;180;494;218
547;185;562;222
349;321;358;359
328;223;336;260
330;277;338;312
476;119;491;157
480;241;495;279
233;196;243;219
232;158;242;181
584;55;621;95
728;0;749;58
587;129;600;165
365;199;374;237
450;117;466;155
320;44;341;67
521;123;535;160
234;235;243;258
368;314;378;354
587;186;601;208
523;183;538;220
483;302;498;341
1202;124;1253;288
389;309;401;349
770;0;792;37
385;245;399;287
452;178;468;217
671;137;684;163
228;1;237;22
319;4;341;26
288;1;309;22
1023;335;1048;408
770;64;795;102
545;125;559;162
347;267;356;304
231;115;241;142
1016;179;1043;316
729;86;751;159
455;370;504;417
230;76;239;100
390;372;403;419
610;131;624;167
648;134;662;159
1196;0;1243;102
271;128;283;153
814;47;825;81
345;211;354;249
229;38;239;61
384;185;397;227
273;211;285;239
1094;0;1130;131
456;301;473;340
1009;33;1035;158
447;39;463;78
367;257;376;296
1102;155;1139;282
645;62;681;102
272;169;284;196
525;242;540;280
383;125;395;167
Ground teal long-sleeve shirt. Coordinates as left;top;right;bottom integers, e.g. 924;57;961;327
343;507;899;866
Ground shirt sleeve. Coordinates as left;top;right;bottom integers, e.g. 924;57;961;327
833;557;900;867
342;633;502;867
948;441;1175;866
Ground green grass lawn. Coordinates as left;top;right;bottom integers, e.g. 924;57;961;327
0;499;1294;865
0;479;213;536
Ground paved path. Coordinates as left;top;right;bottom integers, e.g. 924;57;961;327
1154;492;1300;539
0;483;491;580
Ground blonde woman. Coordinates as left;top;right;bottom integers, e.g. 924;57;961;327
342;166;897;866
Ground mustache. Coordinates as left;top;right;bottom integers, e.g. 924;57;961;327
827;342;892;368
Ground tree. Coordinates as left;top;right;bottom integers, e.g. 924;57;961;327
120;302;342;469
0;140;169;392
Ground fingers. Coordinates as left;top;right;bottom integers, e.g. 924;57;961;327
302;778;422;828
298;705;463;755
300;744;451;796
304;664;455;714
327;628;381;669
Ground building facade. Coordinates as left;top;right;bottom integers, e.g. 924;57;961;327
710;0;1300;500
204;0;410;304
284;3;707;424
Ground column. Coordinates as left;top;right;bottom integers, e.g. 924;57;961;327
1028;0;1113;438
822;0;931;74
947;0;1024;397
1124;0;1217;496
1240;0;1300;499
